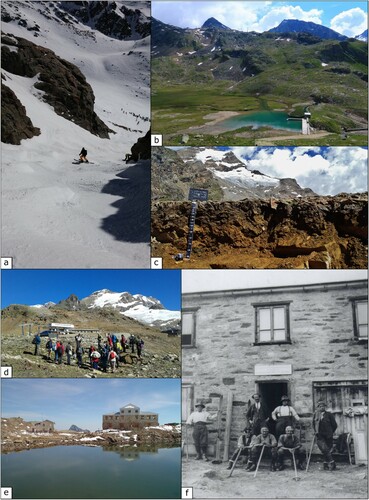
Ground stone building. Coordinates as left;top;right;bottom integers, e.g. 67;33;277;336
30;420;55;433
182;278;368;463
102;404;159;430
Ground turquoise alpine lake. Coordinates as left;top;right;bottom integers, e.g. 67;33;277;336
1;445;181;499
216;111;302;132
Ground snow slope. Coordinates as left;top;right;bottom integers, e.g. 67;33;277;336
1;1;150;268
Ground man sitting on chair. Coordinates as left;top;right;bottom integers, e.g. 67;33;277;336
246;426;278;472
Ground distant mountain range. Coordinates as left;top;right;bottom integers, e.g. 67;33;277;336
30;290;180;331
152;147;316;202
356;29;368;42
268;19;347;41
155;16;366;41
69;425;90;433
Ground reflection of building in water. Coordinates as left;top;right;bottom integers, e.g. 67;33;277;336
102;445;160;460
103;403;159;429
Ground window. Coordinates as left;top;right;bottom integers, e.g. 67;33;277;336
352;298;368;339
253;303;291;344
182;309;198;347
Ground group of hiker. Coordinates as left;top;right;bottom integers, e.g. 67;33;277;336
186;393;338;474
32;332;144;372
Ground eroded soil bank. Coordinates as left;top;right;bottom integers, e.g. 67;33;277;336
152;193;368;269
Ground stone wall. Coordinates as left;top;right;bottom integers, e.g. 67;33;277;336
182;280;368;457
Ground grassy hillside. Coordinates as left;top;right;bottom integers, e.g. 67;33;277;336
152;24;368;145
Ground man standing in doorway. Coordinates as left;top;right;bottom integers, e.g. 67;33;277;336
313;401;338;471
272;396;301;439
186;402;217;461
246;393;269;436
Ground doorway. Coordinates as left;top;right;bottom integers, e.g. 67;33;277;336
257;381;289;435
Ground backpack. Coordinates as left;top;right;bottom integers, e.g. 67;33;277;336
32;337;36;344
110;351;116;359
46;340;52;349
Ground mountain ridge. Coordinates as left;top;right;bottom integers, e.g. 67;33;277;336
27;289;180;331
152;147;316;202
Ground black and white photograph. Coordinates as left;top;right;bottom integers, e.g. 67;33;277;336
182;269;368;499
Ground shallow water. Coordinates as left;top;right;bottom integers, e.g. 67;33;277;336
216;110;302;132
1;445;181;499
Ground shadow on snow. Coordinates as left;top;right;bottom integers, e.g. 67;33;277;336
100;160;150;243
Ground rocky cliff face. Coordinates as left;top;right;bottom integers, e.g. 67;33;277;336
151;193;368;269
1;33;112;142
61;1;150;40
1;80;41;144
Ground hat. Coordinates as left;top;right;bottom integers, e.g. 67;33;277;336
317;400;326;407
252;393;260;399
281;395;290;402
195;402;205;409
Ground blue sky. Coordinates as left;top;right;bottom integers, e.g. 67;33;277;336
1;379;181;430
152;1;368;36
1;270;181;310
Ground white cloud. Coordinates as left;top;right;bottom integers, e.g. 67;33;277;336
153;1;276;31
330;8;367;37
250;5;323;32
232;147;367;195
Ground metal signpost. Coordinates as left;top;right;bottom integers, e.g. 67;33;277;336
186;188;208;259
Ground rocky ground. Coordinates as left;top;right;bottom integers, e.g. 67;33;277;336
1;335;180;378
1;417;181;454
151;193;368;269
182;456;367;498
1;307;180;378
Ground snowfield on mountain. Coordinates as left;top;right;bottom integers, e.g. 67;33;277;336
1;1;150;268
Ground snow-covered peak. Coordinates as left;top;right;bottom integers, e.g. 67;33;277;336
81;289;180;331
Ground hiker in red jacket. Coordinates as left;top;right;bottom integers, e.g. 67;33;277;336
108;349;117;373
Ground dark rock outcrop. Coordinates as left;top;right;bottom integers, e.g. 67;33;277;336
129;129;150;161
1;82;40;144
1;33;112;140
60;1;150;40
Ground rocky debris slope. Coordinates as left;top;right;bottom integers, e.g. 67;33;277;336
1;33;112;142
1;418;180;453
151;193;368;269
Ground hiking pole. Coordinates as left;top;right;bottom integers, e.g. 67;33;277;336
228;447;242;477
291;449;300;481
306;435;316;472
254;445;265;478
